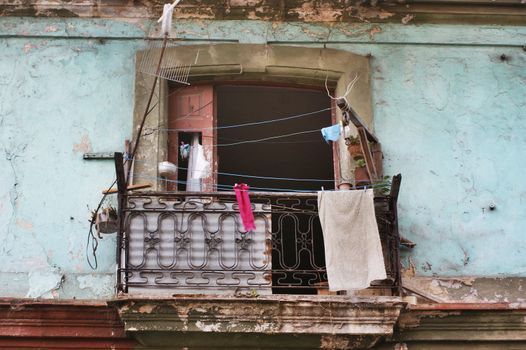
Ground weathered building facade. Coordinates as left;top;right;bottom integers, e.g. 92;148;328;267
1;1;525;349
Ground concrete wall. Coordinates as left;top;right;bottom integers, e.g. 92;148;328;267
0;16;525;299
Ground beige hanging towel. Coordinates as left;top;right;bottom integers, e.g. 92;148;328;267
317;189;386;291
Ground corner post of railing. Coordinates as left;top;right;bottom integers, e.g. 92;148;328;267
389;174;403;295
114;152;127;293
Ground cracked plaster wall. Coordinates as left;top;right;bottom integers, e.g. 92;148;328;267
0;18;141;299
0;16;525;299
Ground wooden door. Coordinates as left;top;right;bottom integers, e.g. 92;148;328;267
168;85;216;191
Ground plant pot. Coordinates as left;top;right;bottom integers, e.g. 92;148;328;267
96;211;119;234
354;166;370;186
338;182;352;190
347;143;363;160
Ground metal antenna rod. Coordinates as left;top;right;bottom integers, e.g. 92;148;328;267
127;34;169;186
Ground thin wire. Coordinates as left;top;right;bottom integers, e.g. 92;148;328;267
150;128;324;146
325;73;359;101
219;137;321;145
173;100;214;121
216;107;331;130
177;166;335;182
216;128;322;147
150;106;332;133
134;175;389;193
132;159;387;184
132;176;319;214
134;175;322;192
86;178;117;270
208;197;318;215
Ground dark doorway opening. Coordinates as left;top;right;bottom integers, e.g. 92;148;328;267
216;85;334;294
216;85;334;191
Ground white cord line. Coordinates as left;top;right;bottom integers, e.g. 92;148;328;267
325;73;360;101
216;129;321;147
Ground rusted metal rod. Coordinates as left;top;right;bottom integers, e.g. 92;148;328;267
114;152;126;293
127;34;169;186
126;191;320;198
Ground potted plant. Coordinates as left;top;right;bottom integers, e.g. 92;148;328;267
346;135;363;160
374;175;392;196
354;159;370;186
93;205;119;234
338;181;352;190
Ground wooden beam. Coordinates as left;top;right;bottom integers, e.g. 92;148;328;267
336;98;379;144
389;174;403;295
102;183;152;195
114;152;126;195
357;127;378;181
372;143;383;179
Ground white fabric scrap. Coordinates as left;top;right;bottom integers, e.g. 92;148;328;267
317;189;387;291
160;4;174;35
158;0;181;36
191;144;210;179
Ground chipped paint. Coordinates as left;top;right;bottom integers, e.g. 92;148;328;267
115;296;404;348
44;25;58;32
73;134;92;154
1;0;523;25
26;271;64;298
292;2;343;22
1;14;526;302
320;335;350;349
15;219;33;231
401;14;414;25
137;304;156;314
354;5;394;21
195;321;221;332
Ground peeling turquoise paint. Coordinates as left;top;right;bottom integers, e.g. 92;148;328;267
0;17;525;298
0;30;141;298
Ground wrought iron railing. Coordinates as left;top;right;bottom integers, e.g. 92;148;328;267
117;184;401;295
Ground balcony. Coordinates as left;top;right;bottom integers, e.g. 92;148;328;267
117;184;402;296
114;180;404;349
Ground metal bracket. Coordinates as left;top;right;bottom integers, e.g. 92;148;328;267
83;152;115;160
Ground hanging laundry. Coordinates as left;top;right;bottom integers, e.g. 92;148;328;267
186;135;201;191
317;189;386;291
233;183;256;232
180;142;190;160
321;124;341;143
191;144;210;180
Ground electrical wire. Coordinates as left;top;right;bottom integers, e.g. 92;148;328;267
86;178;117;270
178;166;335;182
149;106;332;133
216;107;331;130
216;128;322;147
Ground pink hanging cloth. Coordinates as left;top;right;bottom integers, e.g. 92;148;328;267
233;183;256;231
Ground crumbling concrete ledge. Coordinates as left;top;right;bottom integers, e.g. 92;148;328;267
111;295;405;349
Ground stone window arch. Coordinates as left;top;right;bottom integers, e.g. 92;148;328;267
132;44;373;189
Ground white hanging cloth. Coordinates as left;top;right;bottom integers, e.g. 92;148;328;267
317;189;387;291
191;144;210;180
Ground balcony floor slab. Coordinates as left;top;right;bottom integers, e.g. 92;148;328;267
112;295;405;349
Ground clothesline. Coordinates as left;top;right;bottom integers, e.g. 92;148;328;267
132;160;389;184
144;128;325;146
133;175;390;193
177;166;335;182
145;106;333;133
216;129;322;147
